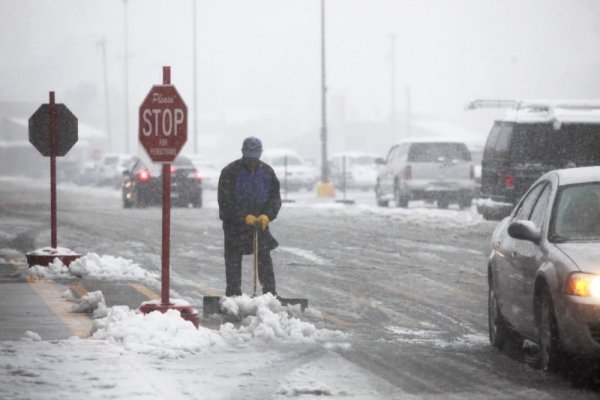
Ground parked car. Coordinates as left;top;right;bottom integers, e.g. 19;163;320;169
186;155;220;189
375;139;476;208
121;156;202;208
97;153;136;188
329;152;379;190
488;166;600;371
261;148;319;191
469;101;600;220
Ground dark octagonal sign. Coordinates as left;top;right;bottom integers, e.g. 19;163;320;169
29;104;78;157
139;85;187;163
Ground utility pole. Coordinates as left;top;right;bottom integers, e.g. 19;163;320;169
192;0;198;154
97;37;112;151
320;0;329;184
389;34;397;143
123;0;130;154
406;85;411;137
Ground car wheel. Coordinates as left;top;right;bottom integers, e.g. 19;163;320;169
489;273;510;348
538;287;565;372
193;195;202;208
394;184;408;208
133;189;146;208
437;198;449;209
375;182;389;207
459;197;472;209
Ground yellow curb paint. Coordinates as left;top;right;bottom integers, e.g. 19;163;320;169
130;283;160;301
70;283;88;298
27;280;93;338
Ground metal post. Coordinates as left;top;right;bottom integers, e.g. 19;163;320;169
192;0;198;154
342;155;347;200
406;85;411;137
123;0;130;154
99;37;112;150
49;92;57;249
161;66;172;306
283;155;288;200
320;0;329;184
389;34;396;143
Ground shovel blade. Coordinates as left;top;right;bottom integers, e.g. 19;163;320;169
202;296;223;318
278;297;308;311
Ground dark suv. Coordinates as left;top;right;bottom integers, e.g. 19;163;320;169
122;156;203;208
477;106;600;220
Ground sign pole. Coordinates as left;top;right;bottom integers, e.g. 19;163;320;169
137;65;199;327
49;91;57;249
161;67;172;306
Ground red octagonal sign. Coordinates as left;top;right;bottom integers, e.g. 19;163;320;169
139;85;187;163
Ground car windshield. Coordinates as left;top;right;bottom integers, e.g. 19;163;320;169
511;123;600;166
407;143;471;162
551;182;600;241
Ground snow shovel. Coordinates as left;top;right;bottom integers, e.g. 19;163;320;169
203;224;308;317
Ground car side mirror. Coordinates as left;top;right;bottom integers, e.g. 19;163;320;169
375;157;385;165
508;220;541;243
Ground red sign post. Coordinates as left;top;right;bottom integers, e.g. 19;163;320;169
138;67;199;327
26;92;81;267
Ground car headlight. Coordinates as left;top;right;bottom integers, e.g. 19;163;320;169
565;273;600;298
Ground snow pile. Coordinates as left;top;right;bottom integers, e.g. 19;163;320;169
27;258;72;280
22;331;41;342
69;290;108;319
218;294;348;344
88;294;347;359
68;252;158;282
26;252;158;284
92;306;225;358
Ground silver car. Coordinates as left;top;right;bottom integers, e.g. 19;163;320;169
376;140;476;208
488;166;600;371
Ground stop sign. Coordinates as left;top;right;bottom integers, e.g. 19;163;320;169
29;104;78;157
139;85;187;163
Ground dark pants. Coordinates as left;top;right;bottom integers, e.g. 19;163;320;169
225;246;277;297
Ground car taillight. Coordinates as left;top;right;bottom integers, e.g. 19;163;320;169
136;170;151;183
504;173;514;189
403;165;412;180
195;171;203;183
170;166;177;174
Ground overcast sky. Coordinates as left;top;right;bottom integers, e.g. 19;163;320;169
2;0;600;159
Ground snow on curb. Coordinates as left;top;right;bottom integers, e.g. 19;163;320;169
86;293;348;359
26;252;159;284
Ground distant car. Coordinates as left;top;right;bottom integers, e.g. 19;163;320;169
97;153;135;188
329;152;379;190
488;166;600;371
186;155;220;189
261;149;319;191
375;139;476;208
121;156;202;208
469;100;600;221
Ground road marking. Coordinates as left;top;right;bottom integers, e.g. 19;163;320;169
70;283;88;298
27;280;93;338
131;283;160;300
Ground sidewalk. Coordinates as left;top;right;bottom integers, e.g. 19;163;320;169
0;256;85;340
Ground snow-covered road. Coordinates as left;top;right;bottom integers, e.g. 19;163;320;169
0;178;598;399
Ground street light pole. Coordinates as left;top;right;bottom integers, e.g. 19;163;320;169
193;0;198;154
123;0;130;154
320;0;329;184
97;37;112;151
389;34;397;143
